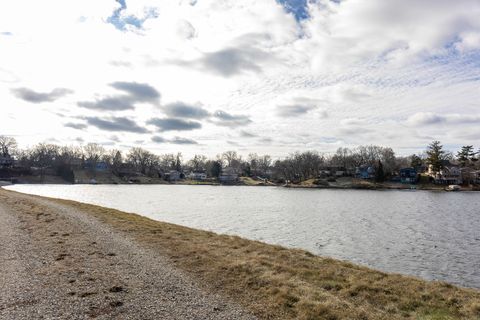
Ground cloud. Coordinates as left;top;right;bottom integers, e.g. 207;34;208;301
163;102;210;119
212;110;252;127
151;135;198;144
78;81;160;110
147;118;202;131
276;104;316;117
86;117;148;133
78;96;134;111
240;130;258;138
110;81;160;103
11;87;73;103
407;112;480;126
65;122;87;130
170;137;198;145
199;47;266;77
151;135;167;143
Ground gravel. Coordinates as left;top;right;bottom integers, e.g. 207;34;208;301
0;190;257;320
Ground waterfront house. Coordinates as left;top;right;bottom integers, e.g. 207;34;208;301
219;167;238;183
474;170;480;185
319;166;351;177
399;167;418;184
460;167;478;185
355;166;375;179
188;171;207;181
0;155;14;168
428;164;462;184
165;170;182;182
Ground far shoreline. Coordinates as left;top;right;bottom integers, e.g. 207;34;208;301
2;178;478;192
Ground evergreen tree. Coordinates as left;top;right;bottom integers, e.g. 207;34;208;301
375;160;385;182
410;154;423;169
426;141;445;172
456;145;475;167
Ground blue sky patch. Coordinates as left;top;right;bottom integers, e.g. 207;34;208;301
107;0;158;31
277;0;310;20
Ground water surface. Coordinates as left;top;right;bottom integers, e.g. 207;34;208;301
6;184;480;289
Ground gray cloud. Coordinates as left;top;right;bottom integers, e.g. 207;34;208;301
110;81;161;103
407;112;480;126
276;104;317;117
110;135;120;142
65;122;87;130
151;135;198;144
170;137;198;145
78;81;160;111
86;117;148;133
147;118;202;131
239;130;257;138
151;135;167;143
258;137;274;144
212;110;252;127
163;102;210;119
77;96;134;111
200;48;264;77
173;46;267;77
11;87;73;103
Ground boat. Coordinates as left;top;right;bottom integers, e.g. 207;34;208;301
445;185;461;191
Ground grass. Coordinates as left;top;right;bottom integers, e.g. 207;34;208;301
1;188;479;320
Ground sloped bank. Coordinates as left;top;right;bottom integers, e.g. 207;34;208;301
1;188;480;320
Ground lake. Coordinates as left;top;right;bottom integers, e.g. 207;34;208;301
5;184;480;289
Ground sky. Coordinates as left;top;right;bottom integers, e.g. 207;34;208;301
1;0;480;158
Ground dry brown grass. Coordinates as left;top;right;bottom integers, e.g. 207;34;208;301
2;189;479;320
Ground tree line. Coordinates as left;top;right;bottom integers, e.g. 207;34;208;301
0;136;479;182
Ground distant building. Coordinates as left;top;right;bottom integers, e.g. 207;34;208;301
0;155;14;168
165;170;181;182
460;167;478;185
219;167;238;183
399;167;418;184
84;160;108;172
188;172;207;181
356;166;375;179
428;164;462;184
319;166;351;177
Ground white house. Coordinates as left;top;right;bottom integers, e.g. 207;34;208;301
188;172;207;181
428;164;462;184
219;167;238;183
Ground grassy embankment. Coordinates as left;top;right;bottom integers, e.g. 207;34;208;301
11;190;477;320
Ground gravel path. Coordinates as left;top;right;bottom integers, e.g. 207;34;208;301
0;190;256;320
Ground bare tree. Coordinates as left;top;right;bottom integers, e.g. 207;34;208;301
0;136;18;157
188;154;207;172
127;147;155;175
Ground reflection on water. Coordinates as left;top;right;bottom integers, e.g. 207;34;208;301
6;184;480;288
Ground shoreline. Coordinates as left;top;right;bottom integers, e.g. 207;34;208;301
2;179;477;192
1;188;479;319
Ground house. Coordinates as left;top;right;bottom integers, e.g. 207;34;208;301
84;160;109;172
356;166;375;179
474;170;480;185
428;164;462;184
460;167;479;185
319;166;351;177
399;167;418;184
219;167;238;183
0;155;14;168
164;170;182;182
188;171;207;181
